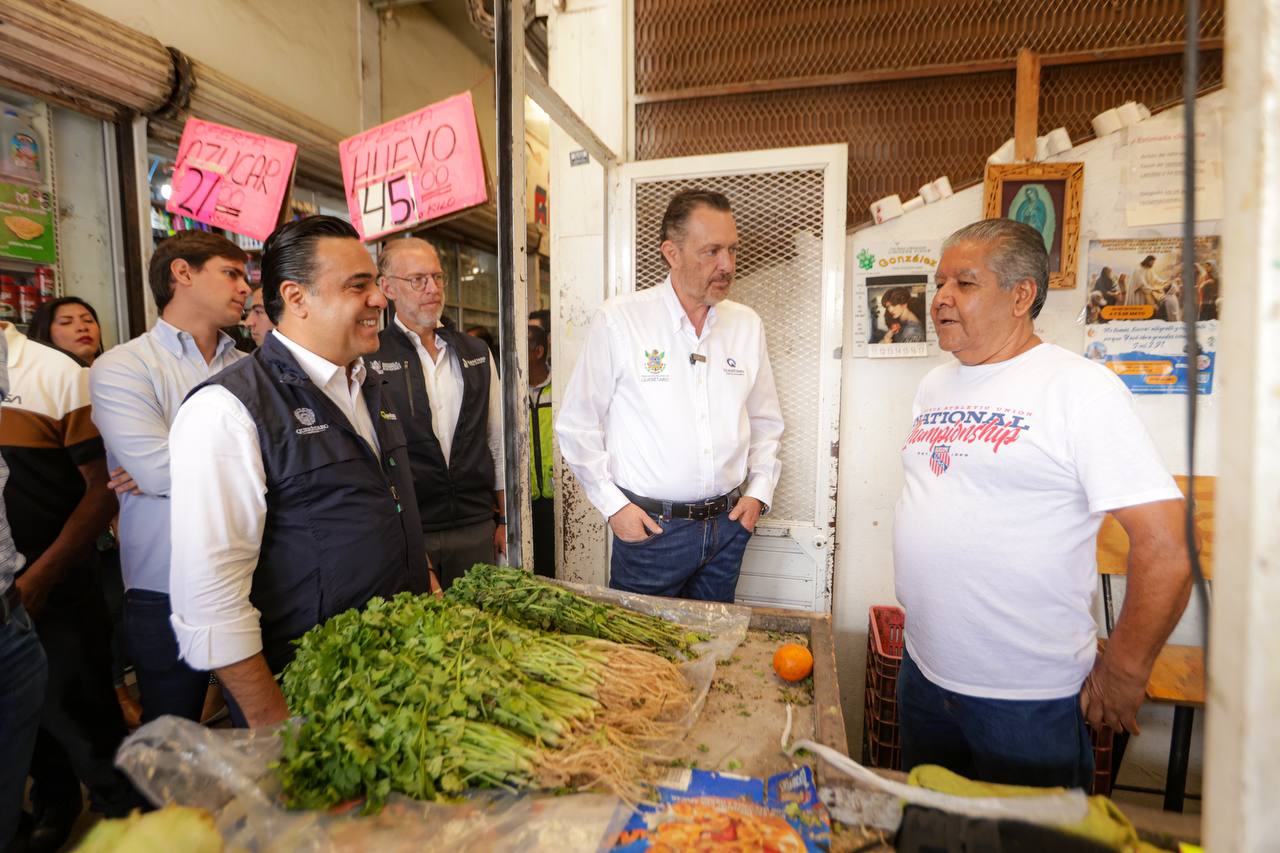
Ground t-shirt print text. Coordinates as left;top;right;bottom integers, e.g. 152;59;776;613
903;405;1032;456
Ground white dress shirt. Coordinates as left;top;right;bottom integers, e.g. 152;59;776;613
168;330;379;670
89;319;244;593
556;276;784;520
394;316;505;488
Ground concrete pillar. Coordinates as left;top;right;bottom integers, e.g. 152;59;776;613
1203;1;1280;848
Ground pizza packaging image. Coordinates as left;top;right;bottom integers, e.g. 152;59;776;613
613;766;831;852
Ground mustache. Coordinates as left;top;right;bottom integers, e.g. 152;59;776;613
710;274;734;284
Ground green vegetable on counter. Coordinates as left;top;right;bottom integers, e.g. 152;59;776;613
447;564;710;660
277;592;693;812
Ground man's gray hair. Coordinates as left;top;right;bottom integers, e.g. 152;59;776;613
942;219;1049;319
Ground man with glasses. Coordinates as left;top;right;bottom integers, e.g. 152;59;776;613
372;237;505;588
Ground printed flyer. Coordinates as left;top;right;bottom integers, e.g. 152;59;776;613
1083;236;1219;395
851;242;939;358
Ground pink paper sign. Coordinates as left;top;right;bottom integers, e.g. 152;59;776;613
166;118;298;242
340;91;488;241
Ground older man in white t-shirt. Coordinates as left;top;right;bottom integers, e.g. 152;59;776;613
893;219;1192;788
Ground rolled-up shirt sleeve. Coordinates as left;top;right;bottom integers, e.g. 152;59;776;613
743;324;784;508
168;385;268;671
554;310;629;520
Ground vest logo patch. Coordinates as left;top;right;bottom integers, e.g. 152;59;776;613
462;355;487;368
293;407;317;427
369;360;400;373
380;410;398;421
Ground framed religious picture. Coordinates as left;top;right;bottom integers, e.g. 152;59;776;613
982;162;1084;289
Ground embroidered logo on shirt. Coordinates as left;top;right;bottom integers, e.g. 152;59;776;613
929;443;951;476
644;349;666;374
462;356;487;368
723;356;745;376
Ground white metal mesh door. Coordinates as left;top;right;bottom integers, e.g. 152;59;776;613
613;146;846;611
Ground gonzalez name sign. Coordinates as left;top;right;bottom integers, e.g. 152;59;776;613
340;91;488;241
166;118;297;242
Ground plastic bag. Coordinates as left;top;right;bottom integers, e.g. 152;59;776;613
114;586;750;850
117;716;630;852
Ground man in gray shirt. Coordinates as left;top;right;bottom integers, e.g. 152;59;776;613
0;331;49;850
89;231;250;723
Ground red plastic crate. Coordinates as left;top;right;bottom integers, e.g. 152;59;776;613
863;605;905;770
860;604;1115;793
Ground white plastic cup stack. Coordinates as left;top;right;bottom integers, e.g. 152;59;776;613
902;196;925;213
1091;108;1123;137
1117;101;1143;127
870;194;905;224
1046;127;1072;155
919;182;942;204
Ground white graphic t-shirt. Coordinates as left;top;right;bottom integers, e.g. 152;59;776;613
893;343;1181;699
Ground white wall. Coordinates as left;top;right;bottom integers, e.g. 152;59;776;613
836;91;1225;799
76;0;365;135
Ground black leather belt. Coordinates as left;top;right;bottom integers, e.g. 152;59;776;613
1;584;22;625
621;487;740;521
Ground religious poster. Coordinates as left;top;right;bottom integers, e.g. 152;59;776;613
851;241;939;358
1083;237;1219;395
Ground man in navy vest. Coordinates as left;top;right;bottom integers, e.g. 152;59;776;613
372;238;505;589
168;216;433;727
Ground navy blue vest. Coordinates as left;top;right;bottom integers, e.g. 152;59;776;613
371;324;496;533
195;333;428;673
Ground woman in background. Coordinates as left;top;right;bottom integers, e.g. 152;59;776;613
28;297;103;365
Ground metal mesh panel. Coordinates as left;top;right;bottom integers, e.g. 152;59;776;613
631;169;825;523
634;0;1224;94
636;52;1222;226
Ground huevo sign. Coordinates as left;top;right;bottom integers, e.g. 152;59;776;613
166;118;298;242
340;91;488;242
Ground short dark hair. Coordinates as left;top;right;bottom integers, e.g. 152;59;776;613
527;323;549;361
528;308;550;330
148;231;248;313
881;287;913;307
942;219;1050;319
28;296;103;359
261;215;360;324
659;188;732;246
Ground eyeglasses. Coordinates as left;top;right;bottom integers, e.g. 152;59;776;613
383;272;448;292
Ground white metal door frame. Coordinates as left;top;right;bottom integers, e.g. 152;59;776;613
607;144;847;611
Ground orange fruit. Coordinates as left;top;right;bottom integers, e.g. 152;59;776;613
773;643;814;682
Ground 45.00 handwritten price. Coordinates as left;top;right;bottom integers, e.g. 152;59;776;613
360;173;419;238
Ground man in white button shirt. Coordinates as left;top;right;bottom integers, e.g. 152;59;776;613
168;216;433;727
90;230;250;725
372;238;506;589
557;189;783;602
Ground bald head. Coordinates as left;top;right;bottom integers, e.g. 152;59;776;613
377;237;447;334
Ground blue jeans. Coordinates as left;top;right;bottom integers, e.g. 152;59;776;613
897;649;1093;789
0;601;49;847
609;509;751;602
125;590;208;724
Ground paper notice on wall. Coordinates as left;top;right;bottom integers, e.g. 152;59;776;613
1124;114;1223;227
1082;237;1220;394
851;242;938;358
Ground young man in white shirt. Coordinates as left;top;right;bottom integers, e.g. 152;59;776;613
371;238;505;589
893;218;1193;787
556;189;784;602
89;230;250;724
168;216;434;728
